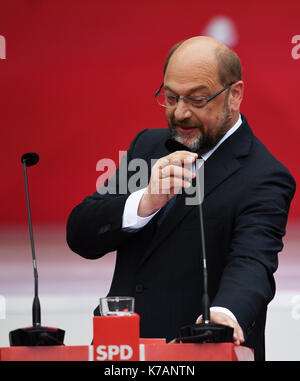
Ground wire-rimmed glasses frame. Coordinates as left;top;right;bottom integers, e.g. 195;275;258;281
154;82;235;109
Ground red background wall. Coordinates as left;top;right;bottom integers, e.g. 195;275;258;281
1;0;299;226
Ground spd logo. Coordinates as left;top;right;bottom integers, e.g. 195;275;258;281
96;344;133;361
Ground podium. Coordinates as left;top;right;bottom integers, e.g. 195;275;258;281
0;341;254;361
1;315;254;361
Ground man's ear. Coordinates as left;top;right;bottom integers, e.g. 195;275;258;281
229;81;244;112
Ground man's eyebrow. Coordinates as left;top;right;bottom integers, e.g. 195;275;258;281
163;84;209;94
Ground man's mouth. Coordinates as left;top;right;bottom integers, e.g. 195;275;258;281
176;125;197;135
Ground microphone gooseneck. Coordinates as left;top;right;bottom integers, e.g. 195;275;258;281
198;201;210;324
9;153;65;346
22;156;41;327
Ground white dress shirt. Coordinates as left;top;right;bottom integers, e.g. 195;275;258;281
121;114;242;322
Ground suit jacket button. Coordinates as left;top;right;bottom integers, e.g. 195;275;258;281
135;284;144;293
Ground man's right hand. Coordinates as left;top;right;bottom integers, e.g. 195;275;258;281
137;151;198;217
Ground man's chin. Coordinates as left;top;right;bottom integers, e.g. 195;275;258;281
174;134;202;152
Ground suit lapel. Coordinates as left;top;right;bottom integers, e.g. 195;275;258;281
137;118;253;268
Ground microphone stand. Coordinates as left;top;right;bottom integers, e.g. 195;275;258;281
23;157;41;328
164;149;233;344
9;153;65;346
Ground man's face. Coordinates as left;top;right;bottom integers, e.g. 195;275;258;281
164;59;234;155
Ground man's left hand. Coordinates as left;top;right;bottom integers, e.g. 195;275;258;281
196;311;245;345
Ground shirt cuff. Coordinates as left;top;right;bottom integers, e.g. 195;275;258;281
122;188;160;230
196;307;237;323
210;307;237;321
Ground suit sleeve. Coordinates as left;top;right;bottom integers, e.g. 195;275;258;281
211;165;296;336
66;129;149;259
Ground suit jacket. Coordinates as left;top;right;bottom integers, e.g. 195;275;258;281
67;115;296;360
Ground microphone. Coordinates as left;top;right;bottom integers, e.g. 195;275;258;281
165;139;233;343
9;153;65;346
21;152;39;167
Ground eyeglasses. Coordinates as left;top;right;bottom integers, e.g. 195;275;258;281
154;82;235;109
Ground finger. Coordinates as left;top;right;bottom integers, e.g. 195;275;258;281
150;171;191;194
228;323;244;345
160;177;192;194
160;164;195;181
166;151;198;166
220;320;242;345
153;153;197;180
235;325;245;344
154;157;172;170
228;320;244;345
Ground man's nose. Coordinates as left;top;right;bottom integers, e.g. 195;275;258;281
174;99;192;121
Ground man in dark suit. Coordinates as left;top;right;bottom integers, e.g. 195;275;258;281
66;37;296;360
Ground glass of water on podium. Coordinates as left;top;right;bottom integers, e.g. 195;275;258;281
99;296;134;317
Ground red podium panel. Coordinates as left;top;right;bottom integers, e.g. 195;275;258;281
0;345;90;361
140;341;254;361
0;342;254;361
93;314;140;361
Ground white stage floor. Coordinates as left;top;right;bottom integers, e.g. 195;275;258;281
0;222;299;360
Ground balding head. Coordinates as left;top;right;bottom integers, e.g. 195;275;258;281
163;36;242;87
160;36;244;155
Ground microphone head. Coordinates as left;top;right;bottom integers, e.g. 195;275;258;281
21;152;39;167
165;138;192;153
